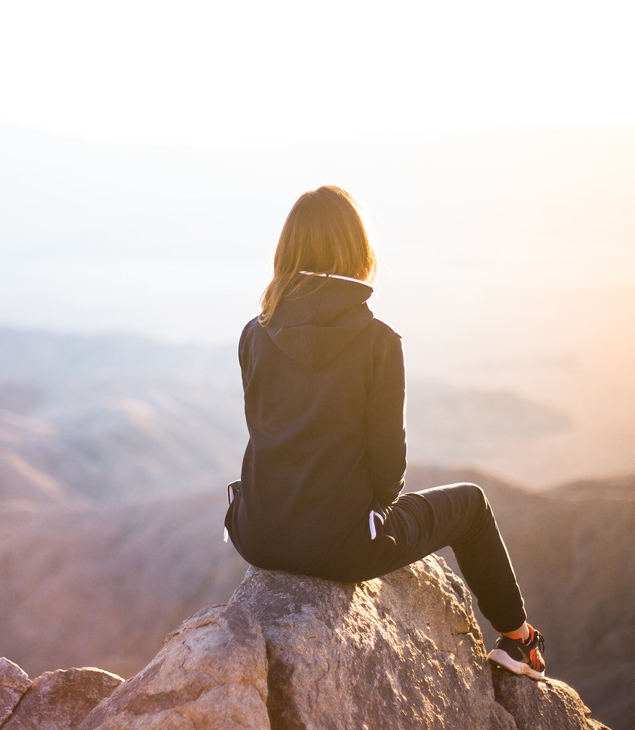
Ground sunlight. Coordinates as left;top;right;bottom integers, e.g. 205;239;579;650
0;0;634;146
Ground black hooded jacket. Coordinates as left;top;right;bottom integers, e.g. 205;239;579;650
225;273;407;579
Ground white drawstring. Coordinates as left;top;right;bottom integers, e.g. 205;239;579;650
368;509;385;540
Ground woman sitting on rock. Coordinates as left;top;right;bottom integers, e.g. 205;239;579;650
223;185;546;680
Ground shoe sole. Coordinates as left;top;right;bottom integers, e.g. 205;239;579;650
486;649;546;680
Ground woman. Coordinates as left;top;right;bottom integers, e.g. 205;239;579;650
224;185;546;680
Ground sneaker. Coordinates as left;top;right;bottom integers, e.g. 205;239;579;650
486;625;546;680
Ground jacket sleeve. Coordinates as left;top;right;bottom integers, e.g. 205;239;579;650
365;331;407;507
238;318;256;391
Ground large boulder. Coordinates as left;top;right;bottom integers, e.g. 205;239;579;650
78;602;270;730
1;666;122;730
231;557;512;730
78;555;610;729
0;658;31;724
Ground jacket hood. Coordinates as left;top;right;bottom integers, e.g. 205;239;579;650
266;274;374;371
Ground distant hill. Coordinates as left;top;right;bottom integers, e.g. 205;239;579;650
546;473;635;501
0;327;569;503
0;491;246;680
0;328;246;501
406;378;570;463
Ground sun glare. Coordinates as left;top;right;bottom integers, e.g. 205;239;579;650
0;0;634;146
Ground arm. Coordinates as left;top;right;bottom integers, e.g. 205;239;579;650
365;331;407;507
238;318;257;391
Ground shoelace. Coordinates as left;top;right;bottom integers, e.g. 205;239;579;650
532;630;546;653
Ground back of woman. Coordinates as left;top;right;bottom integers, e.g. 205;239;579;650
225;186;406;580
231;272;406;578
224;184;548;681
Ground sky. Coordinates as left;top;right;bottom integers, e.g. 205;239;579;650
1;0;635;147
0;0;633;350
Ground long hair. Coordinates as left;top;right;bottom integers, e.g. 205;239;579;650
259;186;377;325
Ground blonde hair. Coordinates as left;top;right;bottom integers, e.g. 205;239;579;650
259;186;377;325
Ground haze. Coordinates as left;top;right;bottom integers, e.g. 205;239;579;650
1;0;634;488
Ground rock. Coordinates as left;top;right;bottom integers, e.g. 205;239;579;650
77;602;270;730
231;557;515;730
2;667;122;730
0;657;31;724
493;667;611;730
37;556;611;730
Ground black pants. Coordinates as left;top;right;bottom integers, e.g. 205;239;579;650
228;481;527;634
365;483;527;634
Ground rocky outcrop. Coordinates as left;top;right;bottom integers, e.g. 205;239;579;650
0;665;122;730
77;603;269;730
75;556;609;730
233;558;514;730
493;668;608;730
0;659;30;724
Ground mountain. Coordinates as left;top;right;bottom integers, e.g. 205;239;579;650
0;327;568;503
546;474;635;501
0;491;246;680
0;329;246;502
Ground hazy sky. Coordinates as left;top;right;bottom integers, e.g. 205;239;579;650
1;0;634;146
0;0;634;488
1;0;634;362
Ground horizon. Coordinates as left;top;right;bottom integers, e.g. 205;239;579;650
2;124;635;345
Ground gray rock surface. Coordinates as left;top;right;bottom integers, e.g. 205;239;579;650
232;558;513;730
2;667;122;730
76;556;610;730
78;602;270;730
0;657;31;724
